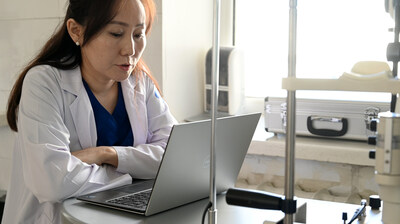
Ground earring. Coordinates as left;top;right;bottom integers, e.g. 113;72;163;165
75;41;80;46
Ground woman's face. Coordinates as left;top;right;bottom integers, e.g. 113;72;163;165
81;0;147;83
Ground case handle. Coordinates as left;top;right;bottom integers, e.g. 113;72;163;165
307;116;348;137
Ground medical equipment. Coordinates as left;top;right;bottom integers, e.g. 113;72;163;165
205;47;244;116
364;1;400;224
369;112;400;224
386;0;400;112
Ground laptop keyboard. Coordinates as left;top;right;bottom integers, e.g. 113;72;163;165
106;189;152;211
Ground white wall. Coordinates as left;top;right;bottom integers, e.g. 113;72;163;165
161;0;212;121
0;127;14;191
142;0;163;89
0;0;67;112
159;0;234;122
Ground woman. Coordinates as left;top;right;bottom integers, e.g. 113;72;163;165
2;0;176;223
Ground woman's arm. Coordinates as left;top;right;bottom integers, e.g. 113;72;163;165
113;75;177;179
18;66;131;203
71;146;118;167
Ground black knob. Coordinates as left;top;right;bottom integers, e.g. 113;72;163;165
342;212;347;222
369;120;377;132
369;195;381;210
369;150;376;159
368;136;376;145
342;212;348;222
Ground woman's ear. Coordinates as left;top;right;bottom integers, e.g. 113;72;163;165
66;18;84;46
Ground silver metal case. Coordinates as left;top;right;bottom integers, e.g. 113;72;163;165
264;97;390;141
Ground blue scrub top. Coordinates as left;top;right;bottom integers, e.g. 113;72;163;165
83;79;134;147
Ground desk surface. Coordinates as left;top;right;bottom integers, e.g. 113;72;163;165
62;194;382;224
62;194;286;224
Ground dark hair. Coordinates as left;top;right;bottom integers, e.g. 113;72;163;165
7;0;157;132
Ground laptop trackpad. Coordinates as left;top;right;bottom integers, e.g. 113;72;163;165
110;179;154;194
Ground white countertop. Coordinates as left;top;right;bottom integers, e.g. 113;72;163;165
249;116;374;167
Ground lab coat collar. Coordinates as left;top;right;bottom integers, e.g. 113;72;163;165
60;66;97;149
59;66;82;96
121;74;147;146
59;67;147;148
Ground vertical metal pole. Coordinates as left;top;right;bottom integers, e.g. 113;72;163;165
390;3;400;112
232;0;236;46
284;0;297;224
209;0;221;223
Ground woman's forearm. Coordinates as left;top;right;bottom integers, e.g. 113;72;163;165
71;146;119;167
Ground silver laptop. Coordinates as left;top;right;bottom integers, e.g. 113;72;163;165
77;113;261;216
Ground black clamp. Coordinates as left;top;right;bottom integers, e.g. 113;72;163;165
281;198;297;214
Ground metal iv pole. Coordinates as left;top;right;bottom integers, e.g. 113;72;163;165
208;0;221;223
284;0;298;223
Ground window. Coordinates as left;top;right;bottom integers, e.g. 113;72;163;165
235;0;394;102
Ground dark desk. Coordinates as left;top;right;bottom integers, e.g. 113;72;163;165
62;194;382;224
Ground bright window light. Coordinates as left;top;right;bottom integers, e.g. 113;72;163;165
235;0;394;102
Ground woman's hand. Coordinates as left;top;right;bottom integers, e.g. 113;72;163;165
71;146;119;167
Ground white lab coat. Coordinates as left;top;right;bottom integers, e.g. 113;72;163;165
2;65;177;224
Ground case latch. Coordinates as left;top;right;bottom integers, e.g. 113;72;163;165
364;107;381;130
